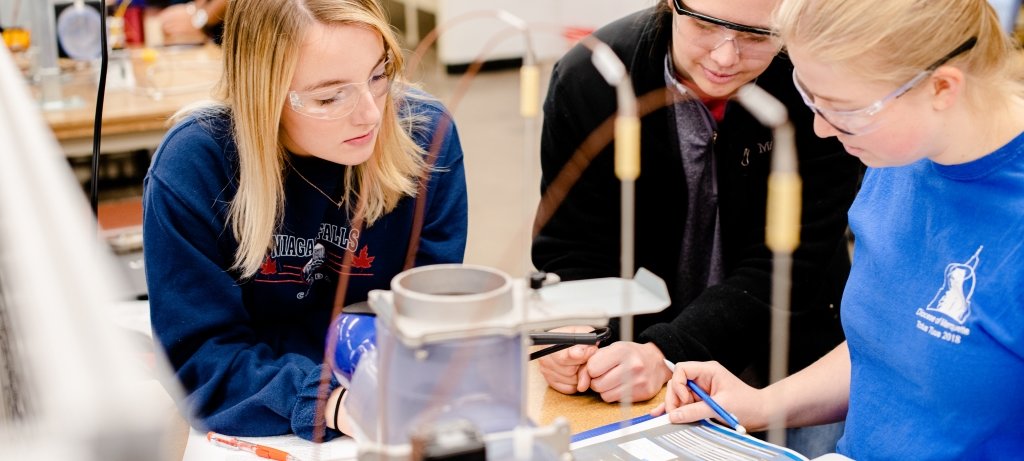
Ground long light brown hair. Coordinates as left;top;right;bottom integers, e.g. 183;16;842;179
180;0;427;278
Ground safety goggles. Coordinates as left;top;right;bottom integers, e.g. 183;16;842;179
792;37;977;136
287;54;394;120
672;0;782;61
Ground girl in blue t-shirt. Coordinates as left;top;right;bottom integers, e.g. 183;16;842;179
656;0;1024;459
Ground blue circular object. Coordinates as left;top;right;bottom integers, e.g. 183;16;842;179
329;313;377;386
57;3;102;61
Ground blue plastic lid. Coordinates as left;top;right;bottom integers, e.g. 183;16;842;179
57;3;102;61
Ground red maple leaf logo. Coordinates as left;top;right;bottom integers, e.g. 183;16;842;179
259;255;278;274
351;245;375;269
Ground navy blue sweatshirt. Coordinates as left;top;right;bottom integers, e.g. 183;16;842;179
143;96;467;440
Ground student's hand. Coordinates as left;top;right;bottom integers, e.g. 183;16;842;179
158;4;208;45
652;361;766;430
537;326;599;395
584;341;672;403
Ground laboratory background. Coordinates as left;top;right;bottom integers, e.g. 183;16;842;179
1;0;1022;460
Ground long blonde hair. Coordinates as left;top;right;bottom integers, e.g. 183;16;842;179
773;0;1024;110
185;0;427;278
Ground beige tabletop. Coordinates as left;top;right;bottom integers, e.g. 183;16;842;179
36;44;221;157
527;360;666;434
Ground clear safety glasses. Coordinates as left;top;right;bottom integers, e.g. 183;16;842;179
792;37;977;136
672;0;782;61
287;54;394;120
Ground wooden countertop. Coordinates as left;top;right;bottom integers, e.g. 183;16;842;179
527;360;666;434
36;44;221;156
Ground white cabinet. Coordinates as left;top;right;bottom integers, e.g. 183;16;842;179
431;0;654;67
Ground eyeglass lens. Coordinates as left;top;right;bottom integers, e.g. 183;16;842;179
686;16;779;59
792;72;863;135
291;60;392;119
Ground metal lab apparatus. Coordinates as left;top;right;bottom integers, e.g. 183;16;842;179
339;264;670;460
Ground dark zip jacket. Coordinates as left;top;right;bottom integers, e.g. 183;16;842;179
533;8;862;377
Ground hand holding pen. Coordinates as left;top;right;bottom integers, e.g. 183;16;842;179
207;431;301;461
654;361;760;434
685;380;747;434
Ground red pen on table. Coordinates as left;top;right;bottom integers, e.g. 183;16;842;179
207;431;301;461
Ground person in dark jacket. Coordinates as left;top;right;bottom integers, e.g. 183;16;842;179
533;0;860;426
144;0;467;441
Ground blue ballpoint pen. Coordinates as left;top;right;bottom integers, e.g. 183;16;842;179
686;380;747;434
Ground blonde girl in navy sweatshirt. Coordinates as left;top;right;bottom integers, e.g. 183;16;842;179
144;0;467;441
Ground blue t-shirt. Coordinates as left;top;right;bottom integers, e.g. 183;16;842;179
143;95;468;440
838;132;1024;459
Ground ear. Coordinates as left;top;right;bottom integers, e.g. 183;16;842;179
927;66;965;111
